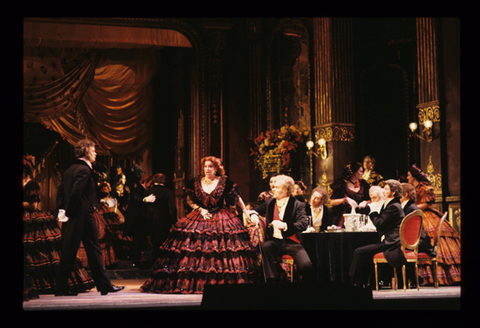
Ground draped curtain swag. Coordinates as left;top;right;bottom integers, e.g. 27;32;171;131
24;48;159;157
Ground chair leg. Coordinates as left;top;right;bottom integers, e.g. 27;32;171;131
415;263;419;291
374;262;378;291
402;265;406;292
434;260;438;288
290;261;294;282
393;267;397;291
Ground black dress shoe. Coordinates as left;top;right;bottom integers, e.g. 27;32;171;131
100;285;125;295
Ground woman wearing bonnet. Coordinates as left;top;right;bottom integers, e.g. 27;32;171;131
407;164;461;286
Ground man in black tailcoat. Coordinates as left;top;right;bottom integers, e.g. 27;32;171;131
349;179;405;288
55;139;124;296
253;174;313;283
143;173;177;262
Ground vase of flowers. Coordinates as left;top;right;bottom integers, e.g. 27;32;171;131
250;125;309;179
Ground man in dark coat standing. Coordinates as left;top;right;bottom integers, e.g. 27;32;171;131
253;174;313;283
143;173;177;262
124;173;152;267
55;139;124;296
349;179;405;288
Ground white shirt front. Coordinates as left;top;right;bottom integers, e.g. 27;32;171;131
310;205;324;231
379;197;394;242
273;202;287;239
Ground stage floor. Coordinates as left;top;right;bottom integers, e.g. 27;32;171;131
22;279;461;311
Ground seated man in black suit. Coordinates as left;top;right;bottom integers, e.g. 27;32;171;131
349;179;405;288
252;174;313;283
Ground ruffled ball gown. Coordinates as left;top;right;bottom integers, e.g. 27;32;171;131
415;182;461;285
140;175;259;294
77;196;132;268
23;180;95;296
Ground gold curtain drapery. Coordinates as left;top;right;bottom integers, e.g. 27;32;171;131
80;49;158;156
24;48;159;157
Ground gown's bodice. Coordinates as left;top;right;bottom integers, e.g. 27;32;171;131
184;175;240;213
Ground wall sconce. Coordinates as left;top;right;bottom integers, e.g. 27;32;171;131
306;137;328;189
408;119;437;142
306;138;328;160
409;105;440;142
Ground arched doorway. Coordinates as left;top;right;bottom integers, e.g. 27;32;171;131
357;64;410;180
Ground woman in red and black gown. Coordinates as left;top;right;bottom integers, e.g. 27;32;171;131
140;156;259;294
407;164;461;286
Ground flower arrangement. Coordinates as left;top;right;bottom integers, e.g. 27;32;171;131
250;125;309;179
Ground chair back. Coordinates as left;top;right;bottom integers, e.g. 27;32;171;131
433;212;448;249
399;209;424;255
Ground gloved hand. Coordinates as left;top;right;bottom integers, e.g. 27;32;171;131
271;220;287;230
358;200;369;209
143;194;156;203
57;209;69;222
245;210;260;224
368;201;381;214
199;208;212;220
345;197;358;208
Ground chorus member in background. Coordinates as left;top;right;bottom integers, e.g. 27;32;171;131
76;181;132;268
124;173;153;268
407;165;461;286
305;187;333;232
55;139;124;296
293;180;307;202
362;155;384;187
257;173;279;204
254;175;313;283
142;173;177;262
349;180;405;288
330;161;370;227
401;183;435;257
113;165;128;212
358;185;385;213
140;156;258;294
400;182;436;288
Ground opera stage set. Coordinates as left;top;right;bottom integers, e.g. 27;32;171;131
23;17;464;311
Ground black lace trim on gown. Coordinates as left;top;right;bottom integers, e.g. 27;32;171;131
141;175;259;294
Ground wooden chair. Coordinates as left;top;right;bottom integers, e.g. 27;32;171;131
277;255;295;282
398;209;424;291
416;212;448;289
373;209;424;291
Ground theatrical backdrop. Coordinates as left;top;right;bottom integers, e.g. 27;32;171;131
23;17;460;232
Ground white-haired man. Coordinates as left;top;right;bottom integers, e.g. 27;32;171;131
252;175;313;283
